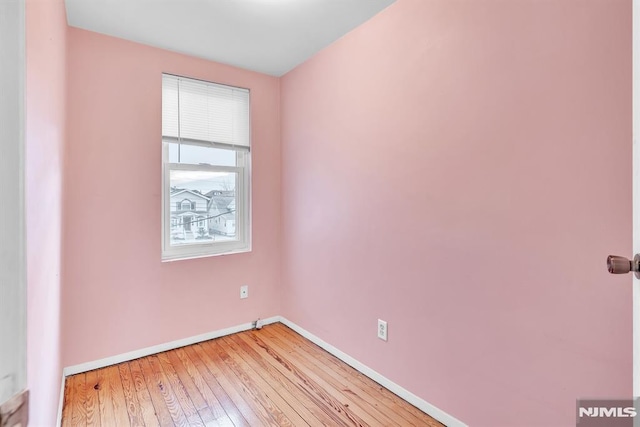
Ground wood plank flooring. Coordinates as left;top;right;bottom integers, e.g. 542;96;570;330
61;323;444;426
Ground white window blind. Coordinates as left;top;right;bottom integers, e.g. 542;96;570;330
162;74;250;148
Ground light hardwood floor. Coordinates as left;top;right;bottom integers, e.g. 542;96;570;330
61;323;444;426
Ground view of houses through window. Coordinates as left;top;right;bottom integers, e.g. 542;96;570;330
169;169;238;246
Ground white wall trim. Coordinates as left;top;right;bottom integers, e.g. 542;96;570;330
278;317;467;427
0;0;27;407
62;316;281;377
17;0;27;404
633;0;640;399
55;372;65;427
57;316;464;427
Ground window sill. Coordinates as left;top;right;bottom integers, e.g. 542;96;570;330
161;246;251;262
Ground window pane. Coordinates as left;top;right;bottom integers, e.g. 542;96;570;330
166;142;236;166
169;169;238;246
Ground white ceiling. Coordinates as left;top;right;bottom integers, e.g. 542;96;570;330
64;0;396;76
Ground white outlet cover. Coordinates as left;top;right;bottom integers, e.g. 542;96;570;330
378;319;388;341
240;285;248;299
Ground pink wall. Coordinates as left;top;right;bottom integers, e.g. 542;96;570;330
280;0;632;425
62;29;281;366
25;0;67;424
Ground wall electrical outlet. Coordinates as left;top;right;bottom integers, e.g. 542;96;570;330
240;285;249;299
378;319;388;341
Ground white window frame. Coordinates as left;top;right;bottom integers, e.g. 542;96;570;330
162;143;250;261
161;75;251;261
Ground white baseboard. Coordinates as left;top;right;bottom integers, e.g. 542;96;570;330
62;316;280;377
279;317;467;427
57;315;464;427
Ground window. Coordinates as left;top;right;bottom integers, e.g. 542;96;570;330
162;74;251;261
